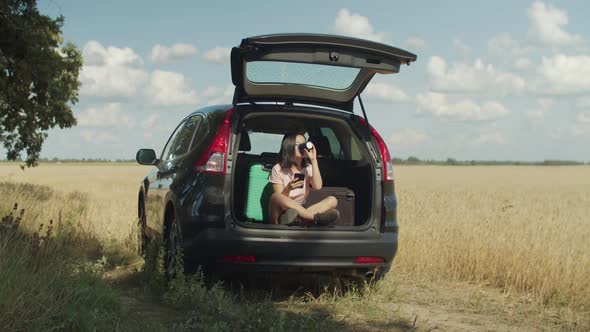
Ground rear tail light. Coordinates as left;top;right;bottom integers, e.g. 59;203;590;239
355;256;384;264
358;116;394;182
222;255;256;263
195;108;234;173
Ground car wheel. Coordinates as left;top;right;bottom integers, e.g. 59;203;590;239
137;198;148;257
164;211;183;280
370;265;390;282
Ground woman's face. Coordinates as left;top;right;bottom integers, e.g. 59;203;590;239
294;134;306;158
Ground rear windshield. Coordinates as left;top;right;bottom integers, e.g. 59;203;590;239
246;61;361;90
241;116;366;162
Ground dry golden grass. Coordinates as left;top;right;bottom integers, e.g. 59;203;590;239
1;163;588;327
393;166;590;316
0;163;146;242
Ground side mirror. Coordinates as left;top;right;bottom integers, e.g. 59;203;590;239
136;149;159;165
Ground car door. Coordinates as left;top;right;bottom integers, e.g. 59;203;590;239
231;33;417;111
145;115;204;237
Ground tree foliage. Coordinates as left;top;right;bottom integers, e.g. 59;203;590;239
1;0;82;167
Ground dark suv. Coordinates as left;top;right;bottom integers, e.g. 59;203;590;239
136;34;416;280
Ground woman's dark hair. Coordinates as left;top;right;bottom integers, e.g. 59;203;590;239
279;133;309;169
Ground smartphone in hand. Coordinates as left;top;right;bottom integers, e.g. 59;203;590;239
294;173;305;182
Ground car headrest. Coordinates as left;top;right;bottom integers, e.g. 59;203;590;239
239;131;251;151
309;135;332;158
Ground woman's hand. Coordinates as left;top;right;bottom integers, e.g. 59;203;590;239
286;178;304;192
303;143;317;161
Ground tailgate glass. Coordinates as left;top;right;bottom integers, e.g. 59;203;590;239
247;61;361;90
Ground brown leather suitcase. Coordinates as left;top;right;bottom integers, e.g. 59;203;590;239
306;187;355;226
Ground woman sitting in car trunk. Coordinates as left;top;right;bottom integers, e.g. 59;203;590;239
268;133;340;225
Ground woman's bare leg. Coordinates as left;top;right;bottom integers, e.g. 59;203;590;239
269;192;289;224
269;192;313;223
301;196;337;221
269;193;338;224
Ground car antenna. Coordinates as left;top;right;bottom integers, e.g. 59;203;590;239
358;94;369;125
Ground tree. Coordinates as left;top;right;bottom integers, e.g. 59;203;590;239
391;157;403;164
445;158;457;165
1;0;82;167
406;156;421;164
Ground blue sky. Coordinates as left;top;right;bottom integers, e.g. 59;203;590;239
33;0;590;161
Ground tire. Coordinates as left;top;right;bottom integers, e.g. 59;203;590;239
137;198;148;257
164;210;183;280
370;265;391;282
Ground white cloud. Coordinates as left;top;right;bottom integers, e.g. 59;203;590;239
82;40;143;67
527;109;545;121
403;37;426;50
203;85;233;105
80;129;116;144
388;129;429;148
149;43;198;63
146;70;200;107
416;92;511;121
77;103;135;128
526;98;553;121
428;56;526;95
488;33;529;57
80;66;148;98
364;83;408;103
576;97;590;109
143;132;154;141
80;41;206;104
572;122;590;137
538;54;590;94
537;98;554;110
141;113;160;129
80;41;148;98
527;1;583;46
488;33;533;69
577;112;590;124
332;8;387;42
203;47;231;64
472;130;506;145
452;38;471;58
514;57;533;70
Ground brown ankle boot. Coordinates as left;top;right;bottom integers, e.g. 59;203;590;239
314;209;340;225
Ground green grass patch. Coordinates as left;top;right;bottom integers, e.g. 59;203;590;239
0;201;123;330
138;243;412;331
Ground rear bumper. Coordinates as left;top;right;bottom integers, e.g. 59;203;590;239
182;226;398;273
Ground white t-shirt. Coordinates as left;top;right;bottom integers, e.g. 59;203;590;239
268;163;313;204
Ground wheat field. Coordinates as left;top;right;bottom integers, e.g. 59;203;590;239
1;163;588;318
393;166;590;312
0;163;146;243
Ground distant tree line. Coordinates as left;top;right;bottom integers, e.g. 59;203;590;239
0;156;588;165
0;157;136;163
392;156;589;166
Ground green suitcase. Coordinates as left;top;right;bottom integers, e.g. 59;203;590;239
244;163;273;223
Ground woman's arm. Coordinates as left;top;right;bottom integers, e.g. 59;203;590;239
307;148;323;190
273;183;289;196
